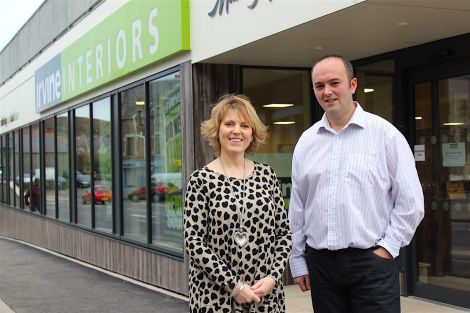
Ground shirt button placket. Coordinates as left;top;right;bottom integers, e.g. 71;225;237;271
327;134;341;248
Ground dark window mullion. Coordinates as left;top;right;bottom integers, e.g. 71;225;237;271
145;81;152;245
54;116;59;219
90;103;95;229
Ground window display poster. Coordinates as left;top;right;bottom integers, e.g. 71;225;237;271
442;142;466;167
414;145;425;162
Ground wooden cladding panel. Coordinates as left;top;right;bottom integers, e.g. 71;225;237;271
192;63;241;168
0;206;188;295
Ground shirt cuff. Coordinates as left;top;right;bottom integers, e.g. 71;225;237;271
289;254;309;278
377;237;401;258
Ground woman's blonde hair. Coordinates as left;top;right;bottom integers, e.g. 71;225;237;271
201;94;267;156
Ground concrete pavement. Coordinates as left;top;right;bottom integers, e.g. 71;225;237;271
1;236;470;313
284;284;470;313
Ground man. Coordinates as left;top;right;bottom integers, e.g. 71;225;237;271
288;55;424;313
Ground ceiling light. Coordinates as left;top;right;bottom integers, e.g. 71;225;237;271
263;103;294;108
397;21;408;26
415;116;422;120
135;101;145;106
315;46;324;50
443;122;464;126
273;121;295;125
364;88;374;93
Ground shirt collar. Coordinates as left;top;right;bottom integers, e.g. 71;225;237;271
318;102;366;133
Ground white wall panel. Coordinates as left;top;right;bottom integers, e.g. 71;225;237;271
190;0;364;63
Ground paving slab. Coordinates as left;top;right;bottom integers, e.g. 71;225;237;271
0;237;188;313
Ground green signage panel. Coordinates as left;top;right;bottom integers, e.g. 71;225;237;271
35;0;190;112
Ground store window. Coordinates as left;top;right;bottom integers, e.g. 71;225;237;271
75;105;91;227
23;127;31;210
415;75;470;293
31;123;41;213
121;84;147;242
0;136;3;202
9;132;14;206
14;131;20;208
57;112;70;222
149;71;183;254
1;135;7;204
355;60;395;122
93;97;112;233
44;117;56;217
243;68;311;207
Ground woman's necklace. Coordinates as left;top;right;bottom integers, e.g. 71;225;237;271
219;157;248;247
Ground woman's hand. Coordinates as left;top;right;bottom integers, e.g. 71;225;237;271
250;276;276;298
233;284;261;304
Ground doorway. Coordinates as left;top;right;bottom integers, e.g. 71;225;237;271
411;58;470;308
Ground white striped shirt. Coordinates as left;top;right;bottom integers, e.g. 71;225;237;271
288;103;424;278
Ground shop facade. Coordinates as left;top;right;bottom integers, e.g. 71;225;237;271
2;0;470;308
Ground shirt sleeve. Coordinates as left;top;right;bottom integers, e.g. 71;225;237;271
266;167;292;282
288;148;309;278
377;132;425;258
183;172;238;292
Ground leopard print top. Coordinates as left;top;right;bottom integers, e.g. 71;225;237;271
184;162;292;313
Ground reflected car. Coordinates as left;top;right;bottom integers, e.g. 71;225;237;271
82;185;112;204
76;171;91;188
16;173;32;185
128;183;168;202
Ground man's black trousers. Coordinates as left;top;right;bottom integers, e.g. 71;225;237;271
305;245;400;313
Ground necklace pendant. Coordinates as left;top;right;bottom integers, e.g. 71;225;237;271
234;229;248;247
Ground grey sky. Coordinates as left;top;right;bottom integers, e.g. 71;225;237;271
0;0;45;52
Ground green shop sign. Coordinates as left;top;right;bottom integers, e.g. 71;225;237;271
35;0;190;112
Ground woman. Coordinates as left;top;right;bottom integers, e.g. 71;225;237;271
184;94;292;313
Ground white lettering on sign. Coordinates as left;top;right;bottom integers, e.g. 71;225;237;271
116;29;126;69
96;43;104;80
37;5;163;111
35;69;61;110
132;19;143;62
149;8;159;55
86;49;93;84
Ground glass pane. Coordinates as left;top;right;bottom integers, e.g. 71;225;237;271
414;82;435;285
93;97;112;233
243;68;311;209
150;71;183;254
415;76;470;293
44;118;56;217
76;105;91;227
57;113;70;222
14;131;20;208
121;84;146;242
31;124;41;213
438;76;470;290
0;136;4;202
355;60;394;122
22;127;31;210
9;133;14;205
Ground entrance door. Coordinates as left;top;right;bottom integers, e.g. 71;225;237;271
413;60;470;307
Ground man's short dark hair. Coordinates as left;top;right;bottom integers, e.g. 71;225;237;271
312;55;354;81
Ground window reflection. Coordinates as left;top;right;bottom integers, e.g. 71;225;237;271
121;84;147;242
22;127;31;210
75;106;91;227
31;124;41;213
415;75;470;293
93;98;112;232
150;71;183;254
355;60;394;123
0;136;4;202
14;131;20;208
9;133;14;206
243;68;311;209
44;117;56;217
57;113;70;222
